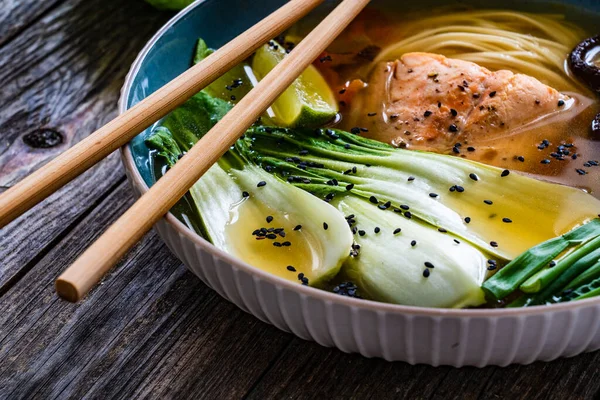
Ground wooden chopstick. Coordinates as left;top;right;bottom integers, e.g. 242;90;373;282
0;0;325;229
55;0;371;302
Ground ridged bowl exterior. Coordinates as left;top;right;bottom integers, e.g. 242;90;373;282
119;0;600;366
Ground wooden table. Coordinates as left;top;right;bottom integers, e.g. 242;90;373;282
1;0;600;398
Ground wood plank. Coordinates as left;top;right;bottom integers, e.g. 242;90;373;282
245;338;600;399
0;0;169;287
0;0;65;48
0;182;291;399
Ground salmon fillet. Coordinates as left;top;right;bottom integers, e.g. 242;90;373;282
348;53;571;148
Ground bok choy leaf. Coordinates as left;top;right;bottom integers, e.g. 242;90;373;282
146;93;353;286
239;127;600;262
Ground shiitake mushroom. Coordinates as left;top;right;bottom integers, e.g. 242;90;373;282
569;35;600;136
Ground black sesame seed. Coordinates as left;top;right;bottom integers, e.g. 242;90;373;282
266;234;277;239
484;200;493;205
346;183;354;191
501;169;510;177
257;181;267;187
576;169;587;175
368;112;377;117
359;230;366;236
449;124;459;133
400;205;410;210
541;159;550;164
449;186;456;192
489;91;497;98
350;127;361;135
287;265;296;272
242;191;250;198
266;216;273;223
424;110;433;117
404;212;412;219
425;261;435;269
464;217;471;223
558;99;565;107
294;225;302;231
273;242;282;247
450;108;458;117
517;156;525;162
438;228;447;233
456;186;465;193
411;240;417;247
369;196;378;204
393;228;402;235
339;88;347;94
282;241;291;247
408;176;415;182
490;241;498;247
323;222;328;230
469;173;479;181
454;239;460;244
429;193;439;198
298;273;304;280
374;227;381;233
423;269;430;278
502;218;512;223
549;261;557;267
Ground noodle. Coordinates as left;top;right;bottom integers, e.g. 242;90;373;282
371;10;587;92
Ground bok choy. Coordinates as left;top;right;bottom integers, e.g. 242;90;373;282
146;92;353;286
238;127;600;261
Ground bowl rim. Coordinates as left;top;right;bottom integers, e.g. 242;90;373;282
119;0;600;317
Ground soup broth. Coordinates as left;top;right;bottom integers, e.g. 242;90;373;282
302;5;600;198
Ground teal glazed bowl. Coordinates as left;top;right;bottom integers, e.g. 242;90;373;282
120;0;600;366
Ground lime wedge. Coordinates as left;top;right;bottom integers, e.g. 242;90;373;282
252;41;338;127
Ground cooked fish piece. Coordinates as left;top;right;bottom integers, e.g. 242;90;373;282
348;52;571;148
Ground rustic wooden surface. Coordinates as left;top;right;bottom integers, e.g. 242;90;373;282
1;0;600;399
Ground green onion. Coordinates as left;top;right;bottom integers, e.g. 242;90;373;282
564;260;600;290
560;276;600;302
482;219;600;300
520;236;600;293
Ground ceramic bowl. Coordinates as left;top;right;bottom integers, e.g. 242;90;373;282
119;0;600;366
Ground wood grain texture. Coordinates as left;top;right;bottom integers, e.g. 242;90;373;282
1;0;600;399
0;0;65;48
0;0;168;286
246;339;600;400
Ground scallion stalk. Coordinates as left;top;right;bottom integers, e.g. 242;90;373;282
564;260;600;290
482;219;600;300
520;236;600;293
560;276;600;302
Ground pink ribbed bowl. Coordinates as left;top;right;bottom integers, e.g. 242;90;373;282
119;0;600;366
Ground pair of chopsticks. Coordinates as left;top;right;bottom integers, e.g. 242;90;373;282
0;0;370;302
